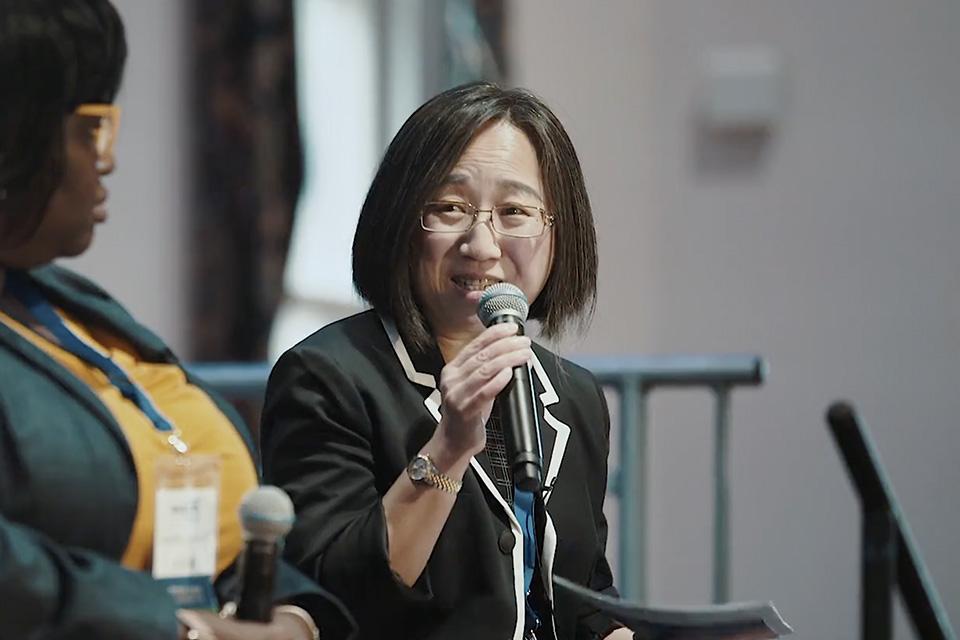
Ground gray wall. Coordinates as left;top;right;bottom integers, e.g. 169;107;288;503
66;0;189;355
508;1;959;638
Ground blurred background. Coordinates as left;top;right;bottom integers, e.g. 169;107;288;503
66;1;960;638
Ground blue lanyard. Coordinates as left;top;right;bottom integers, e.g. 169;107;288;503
4;271;188;453
514;488;540;633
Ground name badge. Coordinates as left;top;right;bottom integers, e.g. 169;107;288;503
153;455;221;609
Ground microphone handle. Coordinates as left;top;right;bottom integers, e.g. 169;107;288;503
236;539;278;622
490;315;543;492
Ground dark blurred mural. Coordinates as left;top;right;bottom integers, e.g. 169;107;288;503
190;0;301;361
189;0;505;363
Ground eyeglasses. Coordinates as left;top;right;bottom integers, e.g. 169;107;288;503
74;103;121;166
420;201;555;238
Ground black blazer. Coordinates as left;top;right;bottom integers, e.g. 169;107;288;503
261;310;618;640
0;265;351;639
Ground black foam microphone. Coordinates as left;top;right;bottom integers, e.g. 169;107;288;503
477;283;542;492
235;486;295;622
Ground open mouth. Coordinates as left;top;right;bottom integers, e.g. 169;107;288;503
452;276;501;291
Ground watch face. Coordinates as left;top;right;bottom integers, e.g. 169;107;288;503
408;456;430;482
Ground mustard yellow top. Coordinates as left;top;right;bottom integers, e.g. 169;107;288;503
0;308;258;575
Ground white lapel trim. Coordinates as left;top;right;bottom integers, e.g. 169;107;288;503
379;314;441;421
530;351;571;503
378;314;526;640
380;314;573;499
469;457;527;640
529;351;569;639
541;514;561;640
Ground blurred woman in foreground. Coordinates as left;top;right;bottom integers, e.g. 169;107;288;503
0;1;349;638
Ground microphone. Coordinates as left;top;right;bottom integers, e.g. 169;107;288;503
235;486;295;622
477;283;542;492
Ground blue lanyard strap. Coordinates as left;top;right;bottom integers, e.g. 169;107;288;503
4;271;187;452
514;487;540;633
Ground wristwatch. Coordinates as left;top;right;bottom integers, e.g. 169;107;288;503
406;453;462;494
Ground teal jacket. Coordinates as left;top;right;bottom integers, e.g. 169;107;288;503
0;265;351;639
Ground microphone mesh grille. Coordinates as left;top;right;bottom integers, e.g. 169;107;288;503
239;485;295;542
477;283;529;327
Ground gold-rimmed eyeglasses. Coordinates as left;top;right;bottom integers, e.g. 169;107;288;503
74;103;121;166
420;201;555;238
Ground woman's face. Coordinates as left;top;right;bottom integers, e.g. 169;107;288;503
0;113;111;268
413;121;554;340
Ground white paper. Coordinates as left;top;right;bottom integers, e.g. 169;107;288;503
553;576;793;639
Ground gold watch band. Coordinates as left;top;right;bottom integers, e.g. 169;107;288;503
408;453;462;494
427;468;462;493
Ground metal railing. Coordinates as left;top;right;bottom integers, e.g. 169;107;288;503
188;353;767;604
827;401;956;640
576;355;766;603
189;362;273;398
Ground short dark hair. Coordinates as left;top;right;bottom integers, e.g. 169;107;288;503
352;82;598;351
0;0;126;244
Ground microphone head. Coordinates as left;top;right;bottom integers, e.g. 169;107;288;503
477;283;529;327
239;485;295;543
